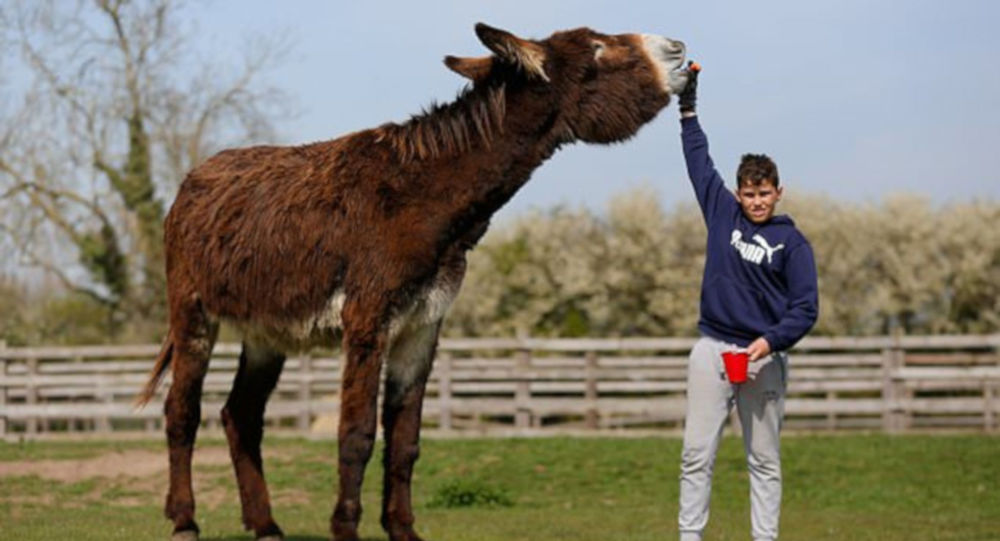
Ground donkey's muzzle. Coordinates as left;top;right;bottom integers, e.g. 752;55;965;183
641;35;688;94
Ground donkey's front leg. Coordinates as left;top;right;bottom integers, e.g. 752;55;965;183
331;310;388;541
381;322;440;541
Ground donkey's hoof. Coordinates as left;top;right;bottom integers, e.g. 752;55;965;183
332;520;360;541
386;525;425;541
390;534;424;541
257;536;283;541
171;531;198;541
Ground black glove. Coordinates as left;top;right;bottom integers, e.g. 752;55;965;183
678;61;700;114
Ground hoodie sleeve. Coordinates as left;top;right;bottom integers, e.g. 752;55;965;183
763;241;819;352
681;116;738;224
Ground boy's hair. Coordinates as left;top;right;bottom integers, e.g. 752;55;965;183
736;153;779;189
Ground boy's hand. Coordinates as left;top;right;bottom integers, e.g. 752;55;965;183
678;60;700;115
747;337;772;362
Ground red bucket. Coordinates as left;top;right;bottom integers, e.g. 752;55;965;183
721;351;749;384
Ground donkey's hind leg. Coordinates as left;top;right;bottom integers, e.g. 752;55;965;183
381;322;441;541
164;306;218;540
221;343;287;540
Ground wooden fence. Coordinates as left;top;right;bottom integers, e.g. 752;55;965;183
1;335;998;438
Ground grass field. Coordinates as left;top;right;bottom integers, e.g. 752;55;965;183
1;434;998;540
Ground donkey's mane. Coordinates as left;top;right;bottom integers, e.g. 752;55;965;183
375;84;506;163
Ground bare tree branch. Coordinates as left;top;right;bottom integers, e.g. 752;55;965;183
0;160;86;246
0;221;113;306
0;0;290;337
0;173;116;235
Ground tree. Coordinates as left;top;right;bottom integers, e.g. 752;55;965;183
447;188;999;339
0;0;289;340
868;196;953;334
445;187;707;338
784;195;887;335
939;201;1000;333
446;205;604;337
595;189;703;336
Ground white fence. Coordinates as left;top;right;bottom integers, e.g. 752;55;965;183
1;335;998;438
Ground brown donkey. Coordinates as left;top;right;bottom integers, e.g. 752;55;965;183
138;23;687;541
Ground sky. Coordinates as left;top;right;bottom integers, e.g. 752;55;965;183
187;0;999;221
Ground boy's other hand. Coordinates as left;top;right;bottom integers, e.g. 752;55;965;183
747;337;772;362
678;60;700;115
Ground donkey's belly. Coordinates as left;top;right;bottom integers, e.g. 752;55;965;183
229;272;460;355
229;291;347;353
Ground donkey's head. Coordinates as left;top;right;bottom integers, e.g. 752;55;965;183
446;23;687;145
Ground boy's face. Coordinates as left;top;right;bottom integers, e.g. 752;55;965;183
735;180;783;224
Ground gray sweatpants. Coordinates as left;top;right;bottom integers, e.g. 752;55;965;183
678;336;788;541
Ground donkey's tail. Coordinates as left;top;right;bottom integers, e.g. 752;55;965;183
135;336;175;408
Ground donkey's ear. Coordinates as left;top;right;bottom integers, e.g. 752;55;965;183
474;22;549;82
444;55;494;83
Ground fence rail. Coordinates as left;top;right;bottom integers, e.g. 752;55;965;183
1;335;998;438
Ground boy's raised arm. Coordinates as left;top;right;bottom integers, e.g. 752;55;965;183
678;63;736;223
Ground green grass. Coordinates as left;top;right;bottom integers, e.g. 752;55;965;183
1;434;998;540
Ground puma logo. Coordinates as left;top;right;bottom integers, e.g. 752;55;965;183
752;234;785;264
730;230;785;265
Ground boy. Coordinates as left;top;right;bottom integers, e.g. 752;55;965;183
675;63;819;541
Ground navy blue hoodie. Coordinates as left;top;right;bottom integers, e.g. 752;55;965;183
681;116;818;352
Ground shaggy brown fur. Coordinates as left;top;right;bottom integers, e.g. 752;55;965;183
140;23;686;541
375;85;507;162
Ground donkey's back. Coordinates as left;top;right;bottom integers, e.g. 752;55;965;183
165;133;397;332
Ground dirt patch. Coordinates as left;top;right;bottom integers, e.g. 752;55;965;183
3;494;57;507
272;487;313;506
0;444;310;511
0;447;232;483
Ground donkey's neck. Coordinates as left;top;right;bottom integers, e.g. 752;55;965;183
377;85;566;235
435;119;562;239
465;125;564;209
375;85;509;164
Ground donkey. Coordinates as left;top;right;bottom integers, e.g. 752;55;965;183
138;23;687;541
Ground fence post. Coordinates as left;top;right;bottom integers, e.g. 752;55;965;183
826;390;837;430
881;338;894;433
584;351;599;429
881;334;906;434
985;382;996;434
96;373;112;433
515;347;532;429
71;354;84;433
987;335;1000;433
0;340;7;438
438;351;453;431
298;353;313;432
26;356;38;435
897;336;912;431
